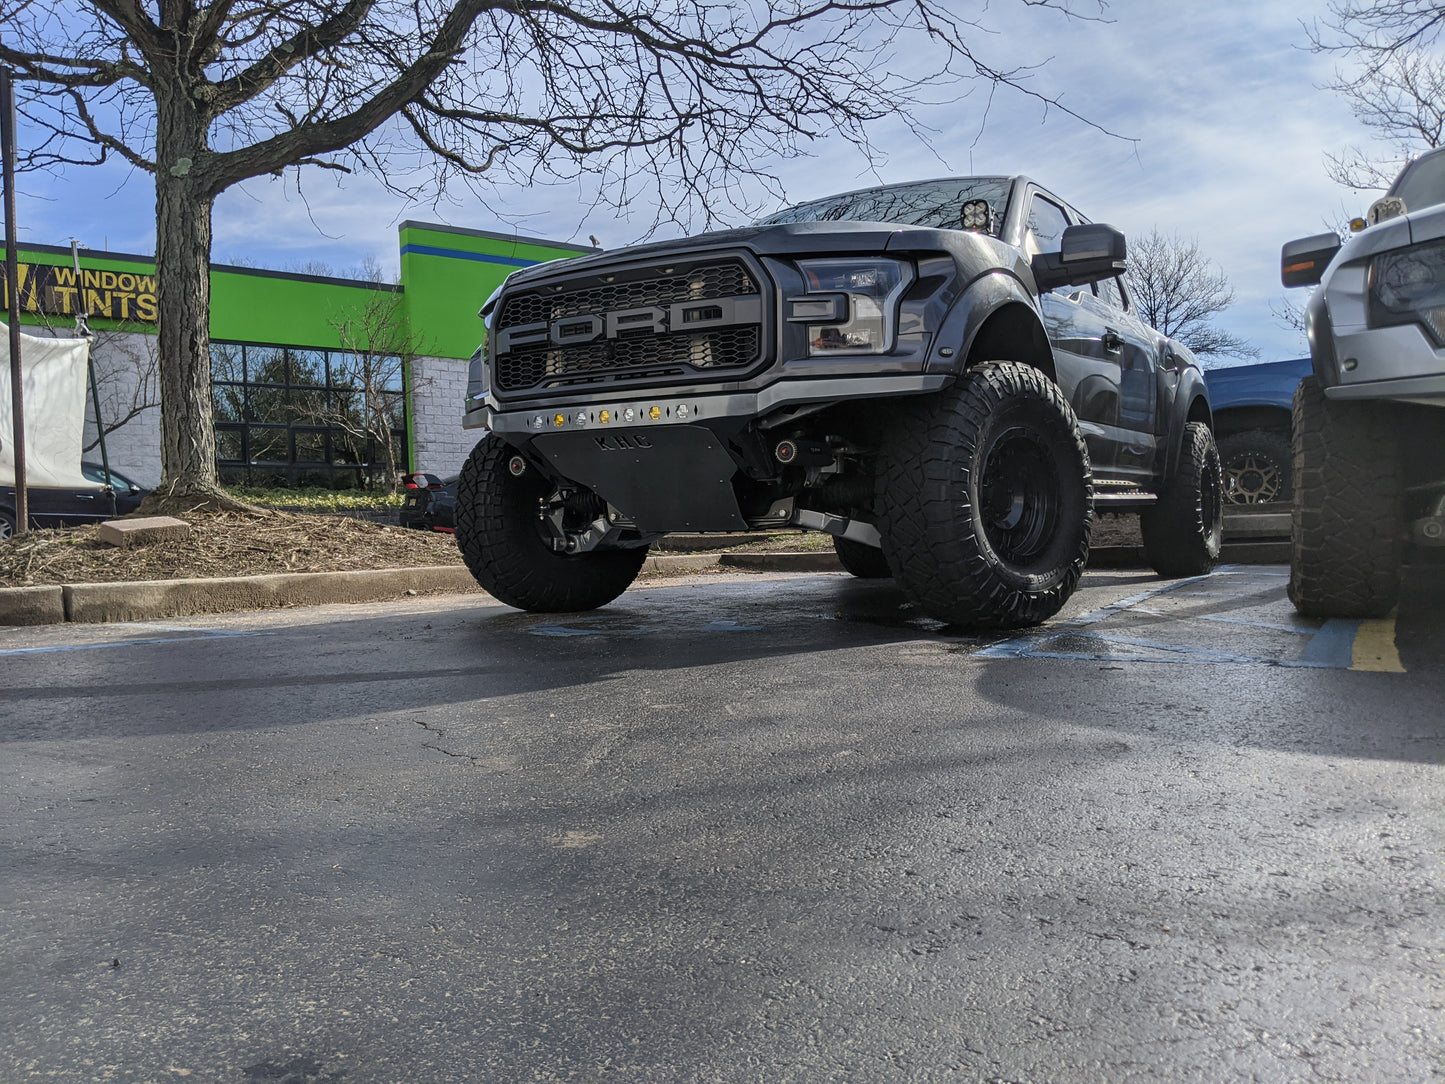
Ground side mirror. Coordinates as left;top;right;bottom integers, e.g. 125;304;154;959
1031;224;1128;293
1281;233;1341;288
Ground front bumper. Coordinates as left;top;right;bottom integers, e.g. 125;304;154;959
466;373;949;534
465;372;950;435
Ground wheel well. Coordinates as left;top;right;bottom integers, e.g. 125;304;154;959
965;302;1056;384
1187;395;1212;428
1211;404;1291;440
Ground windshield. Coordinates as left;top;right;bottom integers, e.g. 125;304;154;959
756;177;1013;234
1389;148;1445;214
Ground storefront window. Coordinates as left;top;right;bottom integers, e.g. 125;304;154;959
210;341;408;488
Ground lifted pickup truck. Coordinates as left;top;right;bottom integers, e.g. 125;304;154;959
458;175;1221;627
1282;147;1445;617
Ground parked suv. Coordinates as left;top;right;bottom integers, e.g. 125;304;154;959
458;175;1221;627
1281;147;1445;617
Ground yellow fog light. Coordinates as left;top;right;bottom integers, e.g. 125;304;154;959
554;414;565;427
649;406;661;421
600;410;611;424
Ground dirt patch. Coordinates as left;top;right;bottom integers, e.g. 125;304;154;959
0;512;465;589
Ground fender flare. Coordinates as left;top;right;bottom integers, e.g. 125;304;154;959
1162;366;1214;483
926;271;1056;383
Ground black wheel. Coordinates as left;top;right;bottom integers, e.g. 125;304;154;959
833;536;891;578
1288;375;1403;618
453;436;648;613
0;509;14;541
876;361;1093;629
1218;428;1293;505
1140;422;1223;577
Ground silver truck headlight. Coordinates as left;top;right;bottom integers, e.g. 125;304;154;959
791;258;910;356
465;343;490;404
1368;238;1445;344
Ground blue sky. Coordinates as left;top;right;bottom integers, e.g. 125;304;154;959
9;0;1393;364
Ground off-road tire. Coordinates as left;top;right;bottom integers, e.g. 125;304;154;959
876;361;1093;629
1218;428;1292;506
1288;375;1403;618
1140;422;1224;577
454;436;648;613
833;536;892;578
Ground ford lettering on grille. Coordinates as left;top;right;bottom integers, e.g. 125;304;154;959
491;257;767;396
497;296;761;353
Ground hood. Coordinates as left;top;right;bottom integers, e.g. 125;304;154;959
501;220;918;287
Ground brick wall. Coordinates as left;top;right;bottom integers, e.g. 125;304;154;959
408;353;477;479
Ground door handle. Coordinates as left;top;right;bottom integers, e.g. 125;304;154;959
76;494;96;501
1102;330;1124;352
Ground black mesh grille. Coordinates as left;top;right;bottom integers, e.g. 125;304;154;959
493;258;764;394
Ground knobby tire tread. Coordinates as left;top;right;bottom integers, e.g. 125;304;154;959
876;361;1093;629
1288;375;1403;618
1140;421;1224;577
454;437;647;613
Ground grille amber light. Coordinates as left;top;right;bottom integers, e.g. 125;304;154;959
649;406;661;421
600;410;611;424
553;414;565;427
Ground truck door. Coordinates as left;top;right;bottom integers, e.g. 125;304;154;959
1080;275;1159;481
1025;191;1120;472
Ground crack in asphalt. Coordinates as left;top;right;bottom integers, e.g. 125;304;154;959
412;718;482;765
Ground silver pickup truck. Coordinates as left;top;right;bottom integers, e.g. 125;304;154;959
1282;147;1445;617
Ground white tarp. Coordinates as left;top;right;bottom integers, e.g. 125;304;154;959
0;320;96;489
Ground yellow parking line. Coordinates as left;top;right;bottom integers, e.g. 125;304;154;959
1351;612;1405;672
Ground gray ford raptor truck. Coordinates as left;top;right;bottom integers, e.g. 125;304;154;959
456;175;1222;627
1281;146;1445;618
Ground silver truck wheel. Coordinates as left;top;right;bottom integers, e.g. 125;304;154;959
454;436;648;613
1288;375;1403;618
876;361;1093;629
1218;428;1293;505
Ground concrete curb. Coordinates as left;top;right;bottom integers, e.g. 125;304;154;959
1;538;1292;628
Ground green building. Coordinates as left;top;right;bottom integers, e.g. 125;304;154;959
1;223;594;487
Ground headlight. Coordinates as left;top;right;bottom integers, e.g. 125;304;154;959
465;343;490;403
1368;238;1445;343
790;258;910;356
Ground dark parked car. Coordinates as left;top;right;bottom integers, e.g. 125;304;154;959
398;472;457;533
1;462;151;538
1204;358;1311;505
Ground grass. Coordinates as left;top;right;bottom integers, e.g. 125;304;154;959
227;485;405;513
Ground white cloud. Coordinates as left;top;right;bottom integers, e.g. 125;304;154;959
11;0;1395;361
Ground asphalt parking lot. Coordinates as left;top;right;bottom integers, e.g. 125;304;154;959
2;562;1442;1083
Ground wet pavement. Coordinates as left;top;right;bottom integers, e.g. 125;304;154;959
2;564;1442;1082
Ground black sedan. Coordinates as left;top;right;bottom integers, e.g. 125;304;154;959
1;463;151;539
398;473;457;533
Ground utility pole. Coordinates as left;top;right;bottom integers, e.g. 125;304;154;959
1;66;26;535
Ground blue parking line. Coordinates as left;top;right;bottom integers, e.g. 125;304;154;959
0;627;264;657
1299;619;1361;669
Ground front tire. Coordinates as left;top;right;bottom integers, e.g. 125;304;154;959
833;536;892;578
1140;421;1224;577
454;437;648;613
876;361;1093;629
0;509;14;541
1288;375;1403;618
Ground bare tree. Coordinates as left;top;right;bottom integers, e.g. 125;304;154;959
1312;2;1445;190
1324;48;1445;190
1124;230;1260;361
83;327;161;453
318;285;430;495
0;0;1110;508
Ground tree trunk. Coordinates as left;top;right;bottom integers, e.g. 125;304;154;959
153;87;220;498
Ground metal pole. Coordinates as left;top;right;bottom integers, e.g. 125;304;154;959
1;67;27;535
72;239;115;517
